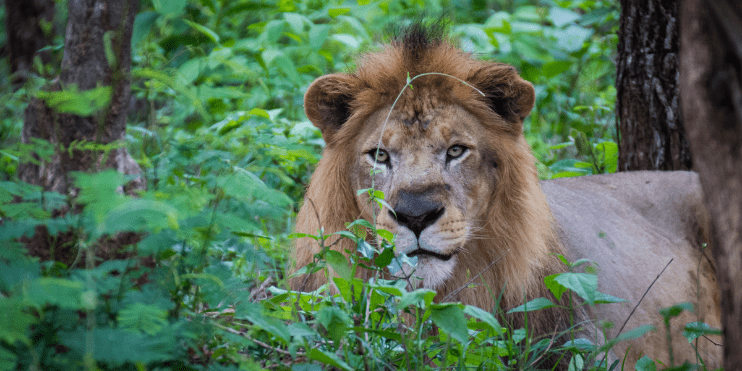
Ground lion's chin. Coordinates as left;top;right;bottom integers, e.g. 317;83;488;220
398;255;458;290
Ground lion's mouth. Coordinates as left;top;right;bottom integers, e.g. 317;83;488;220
407;248;456;261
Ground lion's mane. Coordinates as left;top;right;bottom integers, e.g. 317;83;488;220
291;24;569;335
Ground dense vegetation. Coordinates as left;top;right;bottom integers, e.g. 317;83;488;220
0;0;719;370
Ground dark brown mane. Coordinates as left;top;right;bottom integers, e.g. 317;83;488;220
391;21;447;64
328;22;535;141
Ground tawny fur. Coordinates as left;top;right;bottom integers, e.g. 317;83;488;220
292;27;568;338
290;25;722;368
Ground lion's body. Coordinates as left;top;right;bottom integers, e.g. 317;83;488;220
291;25;721;368
544;171;720;366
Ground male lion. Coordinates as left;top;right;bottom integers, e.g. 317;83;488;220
290;25;721;367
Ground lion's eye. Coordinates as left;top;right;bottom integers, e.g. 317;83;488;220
446;145;467;160
370;148;390;163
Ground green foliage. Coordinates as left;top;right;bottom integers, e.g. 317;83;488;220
0;0;719;370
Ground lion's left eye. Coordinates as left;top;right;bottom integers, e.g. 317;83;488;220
446;145;467;160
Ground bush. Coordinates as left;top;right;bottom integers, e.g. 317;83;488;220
0;1;718;370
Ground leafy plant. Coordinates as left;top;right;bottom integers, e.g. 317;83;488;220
0;0;719;370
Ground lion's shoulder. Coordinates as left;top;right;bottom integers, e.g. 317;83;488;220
541;171;720;367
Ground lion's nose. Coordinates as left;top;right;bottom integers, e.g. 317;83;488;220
391;190;445;239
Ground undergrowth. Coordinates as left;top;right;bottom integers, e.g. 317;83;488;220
0;0;721;370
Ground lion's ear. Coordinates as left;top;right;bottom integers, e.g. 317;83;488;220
304;74;358;142
468;64;535;124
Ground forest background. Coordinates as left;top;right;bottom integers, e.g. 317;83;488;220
0;0;681;370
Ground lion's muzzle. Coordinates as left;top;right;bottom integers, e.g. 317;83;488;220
390;189;445;236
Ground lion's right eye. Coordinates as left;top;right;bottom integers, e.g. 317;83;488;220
446;145;467;160
370;149;390;164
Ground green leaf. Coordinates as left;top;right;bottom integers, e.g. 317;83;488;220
0;347;17;371
595;141;618;173
104;199;179;234
0;297;37;346
220;169;292;208
346;218;374;230
594;291;627;304
659;302;694;320
572;129;591;156
288;232;319;240
183;19;220;44
235;302;292;343
177;57;203;85
544;273;568;301
369;279;407;297
634;356;657;371
325;251;352;281
561;338;595;352
36;86;112;116
103;31;116;68
542;60;572;78
328;8;350;17
0;202;50;220
152;0;186;16
549;7;581;28
28;278;85;309
309;24;331;50
431;303;468;344
59;328;177;365
555;272;598;305
463;305;504;334
549;159;592;176
117;302;169;336
375;247;394;267
600;324;656;352
398;289;435;309
307;348;352;371
316;306;351;344
283;13;308;34
357;240;375;259
507;297;555;313
131;11;159;47
568;353;584;371
682;321;722;343
248;108;271;119
376;228;394;242
553;25;593;52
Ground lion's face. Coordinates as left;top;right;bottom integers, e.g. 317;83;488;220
352;104;498;288
296;33;542;301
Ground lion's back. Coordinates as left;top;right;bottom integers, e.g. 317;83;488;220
541;171;721;367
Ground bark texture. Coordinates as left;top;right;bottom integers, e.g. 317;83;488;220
18;0;142;194
4;0;55;85
17;0;142;262
680;0;742;368
616;0;692;171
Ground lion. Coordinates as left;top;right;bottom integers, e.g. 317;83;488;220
290;25;722;368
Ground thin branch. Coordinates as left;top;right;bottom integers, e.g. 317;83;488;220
597;258;673;368
442;250;508;302
616;258;672;337
213;323;306;357
248;276;274;302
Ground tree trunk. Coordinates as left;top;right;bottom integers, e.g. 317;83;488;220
18;0;142;194
4;0;55;86
17;0;142;262
680;0;742;368
616;0;692;171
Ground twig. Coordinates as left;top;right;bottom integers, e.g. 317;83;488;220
248;276;274;301
442;250;508;302
213;323;306;356
616;258;673;337
597;258;673;368
526;322;561;369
